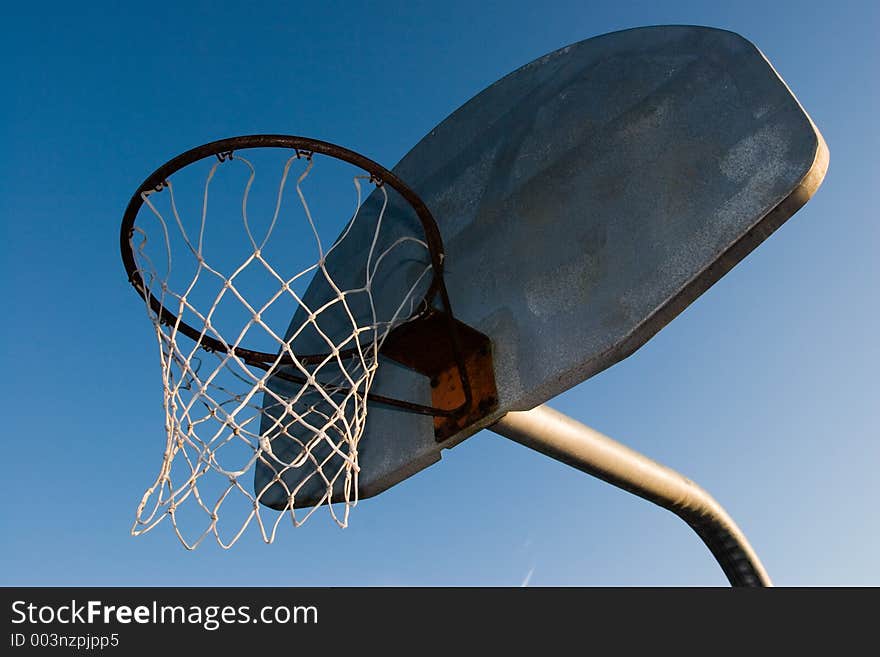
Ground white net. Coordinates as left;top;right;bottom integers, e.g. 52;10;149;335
129;151;432;548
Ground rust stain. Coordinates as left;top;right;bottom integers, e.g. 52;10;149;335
381;311;498;441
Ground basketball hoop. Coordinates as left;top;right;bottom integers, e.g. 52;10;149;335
120;135;483;548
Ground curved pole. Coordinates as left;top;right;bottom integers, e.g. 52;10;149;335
489;404;771;587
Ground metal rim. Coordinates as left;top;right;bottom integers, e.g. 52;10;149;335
120;134;471;418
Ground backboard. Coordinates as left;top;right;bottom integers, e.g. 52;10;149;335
256;25;828;509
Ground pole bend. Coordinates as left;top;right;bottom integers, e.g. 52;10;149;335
489;405;771;586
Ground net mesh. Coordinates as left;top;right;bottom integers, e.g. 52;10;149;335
129;151;432;549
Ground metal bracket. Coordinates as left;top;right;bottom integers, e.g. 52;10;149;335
381;310;498;441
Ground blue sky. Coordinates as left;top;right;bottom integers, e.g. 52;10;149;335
2;1;877;586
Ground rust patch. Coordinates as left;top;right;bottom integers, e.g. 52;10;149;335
381;310;498;441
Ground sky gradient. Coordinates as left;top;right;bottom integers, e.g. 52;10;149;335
2;0;877;586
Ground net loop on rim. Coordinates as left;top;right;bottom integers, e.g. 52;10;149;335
123;138;446;549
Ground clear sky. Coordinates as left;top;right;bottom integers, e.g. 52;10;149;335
2;1;877;586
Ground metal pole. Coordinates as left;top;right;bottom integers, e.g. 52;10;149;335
489;404;771;587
